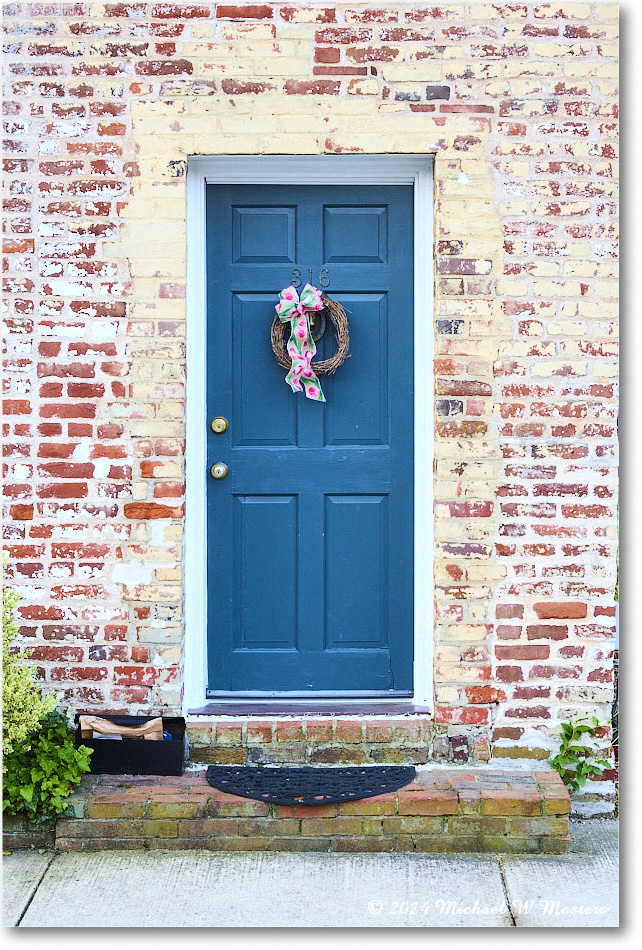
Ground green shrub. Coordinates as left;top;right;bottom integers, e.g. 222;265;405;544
3;710;92;826
2;561;57;764
550;717;611;794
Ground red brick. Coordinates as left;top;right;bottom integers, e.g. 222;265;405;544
534;602;588;619
123;503;183;519
216;4;273;17
526;625;568;640
284;80;340;95
10;504;33;520
496;604;523;619
335;720;363;743
276;720;303;742
305;720;333;742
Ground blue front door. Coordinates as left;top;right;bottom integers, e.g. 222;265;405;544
206;183;414;695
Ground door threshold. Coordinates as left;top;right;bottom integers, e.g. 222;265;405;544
187;701;432;717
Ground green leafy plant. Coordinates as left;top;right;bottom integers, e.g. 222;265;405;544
3;710;92;826
3;559;57;764
550;716;611;794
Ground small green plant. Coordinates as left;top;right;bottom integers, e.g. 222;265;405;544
550;716;611;794
3;710;92;826
2;560;58;763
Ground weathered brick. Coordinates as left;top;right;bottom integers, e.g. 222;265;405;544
1;1;618;824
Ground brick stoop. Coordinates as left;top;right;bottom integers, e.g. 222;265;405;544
51;767;571;855
2;815;55;852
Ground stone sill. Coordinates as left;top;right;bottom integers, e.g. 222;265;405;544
188;702;432;717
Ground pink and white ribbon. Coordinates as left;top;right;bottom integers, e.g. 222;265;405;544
275;283;325;402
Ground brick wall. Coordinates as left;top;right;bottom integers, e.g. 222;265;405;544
2;2;618;807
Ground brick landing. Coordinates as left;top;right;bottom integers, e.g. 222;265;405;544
53;767;570;854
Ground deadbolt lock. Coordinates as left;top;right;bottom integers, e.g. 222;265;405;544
210;462;229;480
210;417;228;434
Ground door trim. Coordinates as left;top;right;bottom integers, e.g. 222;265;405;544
184;155;434;713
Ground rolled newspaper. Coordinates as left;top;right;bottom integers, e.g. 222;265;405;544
78;715;164;741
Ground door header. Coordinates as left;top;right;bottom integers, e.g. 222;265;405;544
189;154;433;186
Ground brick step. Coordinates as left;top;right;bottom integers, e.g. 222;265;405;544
53;767;571;854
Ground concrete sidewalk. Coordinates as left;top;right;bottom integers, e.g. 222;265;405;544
3;820;618;928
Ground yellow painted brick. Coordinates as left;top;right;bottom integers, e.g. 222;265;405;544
565;62;618;78
122;584;182;602
155;402;185;420
348;79;380;96
535;42;592;57
219;24;279;40
437;299;498;317
381;63;442;82
528;262;559;277
596;3;620;19
440;180;495;199
496;278;529;296
127;422;184;438
190;21;216;38
156;567;182;582
251;59;311;77
438;461;498;479
128;301;186;321
436;687;460;703
470;2;529;16
533;281;584;297
132;482;148;501
597;261;618;279
218;115;285;134
443;625;493;642
597;80;619;97
278;7;332;21
593;361;618;378
535;3;592;17
499;201;529;216
563;261;599;277
463;481;495;500
163;525;184;542
493;79;549;97
125;546;180;563
435;644;462;663
503;62;557;79
467;564;507;582
433;480;462;501
139;460;181;478
437;440;497;460
106;240;184;263
531;361;587;377
548;321;588;336
500;160;531;177
532;201;591;217
592;279;619;299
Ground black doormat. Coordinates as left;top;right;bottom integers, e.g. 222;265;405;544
205;765;416;805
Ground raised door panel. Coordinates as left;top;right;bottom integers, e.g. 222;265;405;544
233;495;298;649
324;495;388;649
232;206;297;263
231;293;297;446
322;293;388;446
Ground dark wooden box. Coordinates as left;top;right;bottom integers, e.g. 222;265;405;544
74;714;186;776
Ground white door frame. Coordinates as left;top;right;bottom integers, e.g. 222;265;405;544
184;154;434;714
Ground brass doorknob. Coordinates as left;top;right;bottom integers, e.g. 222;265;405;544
210;462;229;480
211;417;228;434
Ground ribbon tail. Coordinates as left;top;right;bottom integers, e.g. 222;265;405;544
302;375;325;402
285;367;303;393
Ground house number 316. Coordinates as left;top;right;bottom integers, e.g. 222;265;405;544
291;268;330;289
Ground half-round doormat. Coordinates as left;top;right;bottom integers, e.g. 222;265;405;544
205;765;416;806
